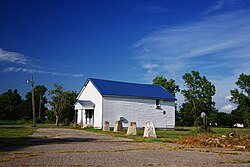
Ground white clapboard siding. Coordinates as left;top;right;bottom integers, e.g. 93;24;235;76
77;81;103;128
102;96;175;128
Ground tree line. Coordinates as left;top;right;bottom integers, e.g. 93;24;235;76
0;71;249;127
153;71;250;127
0;83;77;125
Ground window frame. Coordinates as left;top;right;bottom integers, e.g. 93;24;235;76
156;99;161;109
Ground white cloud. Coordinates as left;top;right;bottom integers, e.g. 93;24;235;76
225;95;232;100
0;48;29;64
135;10;250;76
134;6;250;111
221;104;236;113
222;104;233;110
0;48;85;78
142;63;159;69
142;63;159;74
203;0;238;15
211;75;237;113
2;67;84;78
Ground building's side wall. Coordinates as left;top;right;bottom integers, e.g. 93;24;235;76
102;96;175;128
77;81;103;128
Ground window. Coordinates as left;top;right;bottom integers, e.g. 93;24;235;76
156;99;161;109
156;99;160;105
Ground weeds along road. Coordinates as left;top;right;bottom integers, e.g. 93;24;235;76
0;128;249;167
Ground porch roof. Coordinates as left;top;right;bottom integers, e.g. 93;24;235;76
74;100;95;109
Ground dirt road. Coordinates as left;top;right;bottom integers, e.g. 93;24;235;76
0;128;249;166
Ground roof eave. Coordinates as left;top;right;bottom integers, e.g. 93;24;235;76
102;94;176;101
76;79;91;99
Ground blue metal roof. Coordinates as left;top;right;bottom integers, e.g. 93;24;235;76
75;100;95;106
87;78;176;101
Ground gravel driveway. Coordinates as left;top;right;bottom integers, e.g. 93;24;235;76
0;128;249;167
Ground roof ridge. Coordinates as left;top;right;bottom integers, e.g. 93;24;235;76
88;78;156;87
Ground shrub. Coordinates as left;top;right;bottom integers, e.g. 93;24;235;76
62;118;70;126
46;110;55;122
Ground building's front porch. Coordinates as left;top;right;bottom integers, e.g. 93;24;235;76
74;100;95;128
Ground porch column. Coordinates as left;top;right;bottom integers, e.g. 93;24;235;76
83;109;87;127
86;111;90;125
81;109;83;127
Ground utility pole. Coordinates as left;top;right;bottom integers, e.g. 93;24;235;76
27;76;36;127
74;110;77;128
39;94;42;120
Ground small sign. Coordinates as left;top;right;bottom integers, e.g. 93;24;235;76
201;112;206;118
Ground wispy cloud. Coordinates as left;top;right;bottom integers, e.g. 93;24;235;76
203;0;238;15
0;48;84;78
2;67;84;78
134;10;250;77
134;6;250;112
0;48;30;64
142;63;159;74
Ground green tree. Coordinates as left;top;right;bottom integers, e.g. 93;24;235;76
23;85;48;121
152;76;180;124
209;112;233;127
0;89;23;120
179;71;217;126
230;73;250;127
152;76;180;96
49;84;77;125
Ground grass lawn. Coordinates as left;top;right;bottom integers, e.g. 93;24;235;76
0;127;37;138
82;127;196;142
0;123;249;150
83;127;197;142
0;124;74;149
83;126;250;143
0;120;33;125
83;126;250;151
0;126;38;149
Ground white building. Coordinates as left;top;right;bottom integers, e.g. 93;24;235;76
74;78;176;129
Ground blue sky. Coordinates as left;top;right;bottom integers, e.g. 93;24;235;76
0;0;250;112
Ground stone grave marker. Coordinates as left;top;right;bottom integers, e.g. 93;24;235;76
126;122;137;135
102;121;110;131
113;120;123;132
143;121;157;138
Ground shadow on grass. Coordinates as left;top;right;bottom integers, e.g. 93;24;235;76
0;124;103;152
